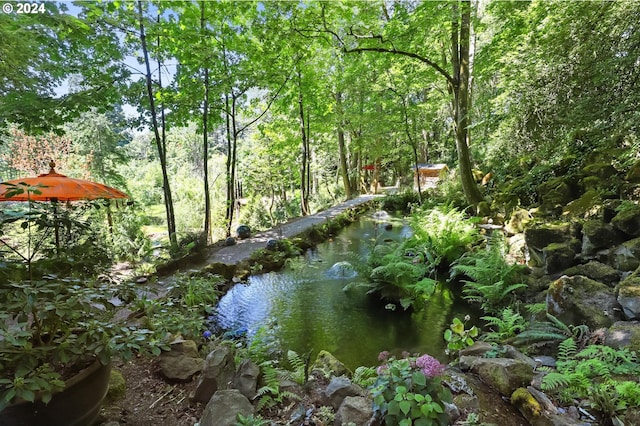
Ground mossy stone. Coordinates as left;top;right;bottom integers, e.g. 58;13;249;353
542;242;577;274
611;204;640;237
626;160;640;183
311;350;351;377
563;190;600;218
107;369;126;402
605;321;640;351
511;387;541;420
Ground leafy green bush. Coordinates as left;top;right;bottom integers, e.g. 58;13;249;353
371;351;452;426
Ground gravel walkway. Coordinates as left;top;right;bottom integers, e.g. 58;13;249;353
205;194;382;266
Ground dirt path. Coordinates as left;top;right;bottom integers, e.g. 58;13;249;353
205;194;382;266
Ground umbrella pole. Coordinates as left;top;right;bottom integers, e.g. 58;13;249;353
53;200;60;255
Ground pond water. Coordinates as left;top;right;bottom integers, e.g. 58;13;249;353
212;211;479;369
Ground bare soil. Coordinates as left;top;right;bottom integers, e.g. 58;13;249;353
97;357;203;426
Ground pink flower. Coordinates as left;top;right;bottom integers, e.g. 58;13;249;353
415;354;446;378
378;351;390;361
376;364;389;375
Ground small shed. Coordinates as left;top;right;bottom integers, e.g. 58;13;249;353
415;163;449;188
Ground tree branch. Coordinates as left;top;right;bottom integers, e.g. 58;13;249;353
320;3;453;86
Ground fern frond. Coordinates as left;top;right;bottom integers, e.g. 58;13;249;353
541;372;570;391
279;390;302;401
287;350;305;373
353;366;377;388
557;338;577;361
256;395;275;411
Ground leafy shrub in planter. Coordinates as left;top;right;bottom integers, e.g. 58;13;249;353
0;279;168;410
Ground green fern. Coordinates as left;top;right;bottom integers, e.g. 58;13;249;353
541;343;640;420
525;302;547;315
514;313;589;346
481;307;528;342
352;366;377;388
234;414;270;426
557;338;577;361
286;350;308;385
452;237;527;314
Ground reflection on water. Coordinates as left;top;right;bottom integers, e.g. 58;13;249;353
213;212;478;368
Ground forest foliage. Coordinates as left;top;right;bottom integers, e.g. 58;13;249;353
1;0;639;260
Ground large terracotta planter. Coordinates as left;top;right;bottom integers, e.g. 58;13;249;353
0;361;111;426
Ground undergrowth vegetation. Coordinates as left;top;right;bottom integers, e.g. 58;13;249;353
541;339;640;422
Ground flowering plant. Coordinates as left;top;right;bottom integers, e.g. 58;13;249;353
371;351;452;426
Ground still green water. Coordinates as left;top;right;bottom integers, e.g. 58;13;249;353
214;211;478;369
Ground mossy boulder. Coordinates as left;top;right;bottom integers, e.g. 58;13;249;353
626;160;640;183
107;369;126;402
476;201;491;217
524;223;573;252
536;177;575;213
562;261;619;286
505;208;532;235
470;358;534;397
611;204;640;237
611;237;640;271
546;275;619;329
582;162;618;180
511;388;541;422
542;242;578;274
605;321;640;351
311;350;351;378
581;220;624;254
563;190;601;218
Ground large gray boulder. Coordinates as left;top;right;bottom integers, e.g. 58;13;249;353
546;275;620;329
324;376;363;410
617;277;640;320
233;359;260;399
199;389;253;426
605;320;640;349
193;345;235;403
334;396;373;426
159;339;204;381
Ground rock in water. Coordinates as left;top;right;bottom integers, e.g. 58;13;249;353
326;261;358;279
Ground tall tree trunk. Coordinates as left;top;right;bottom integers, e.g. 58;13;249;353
298;71;310;216
200;1;211;243
224;93;234;237
137;0;177;247
335;92;352;198
452;0;483;205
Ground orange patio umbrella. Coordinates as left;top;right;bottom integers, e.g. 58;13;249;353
0;161;129;254
0;161;129;202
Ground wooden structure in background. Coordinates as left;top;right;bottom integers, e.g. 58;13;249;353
414;163;449;188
